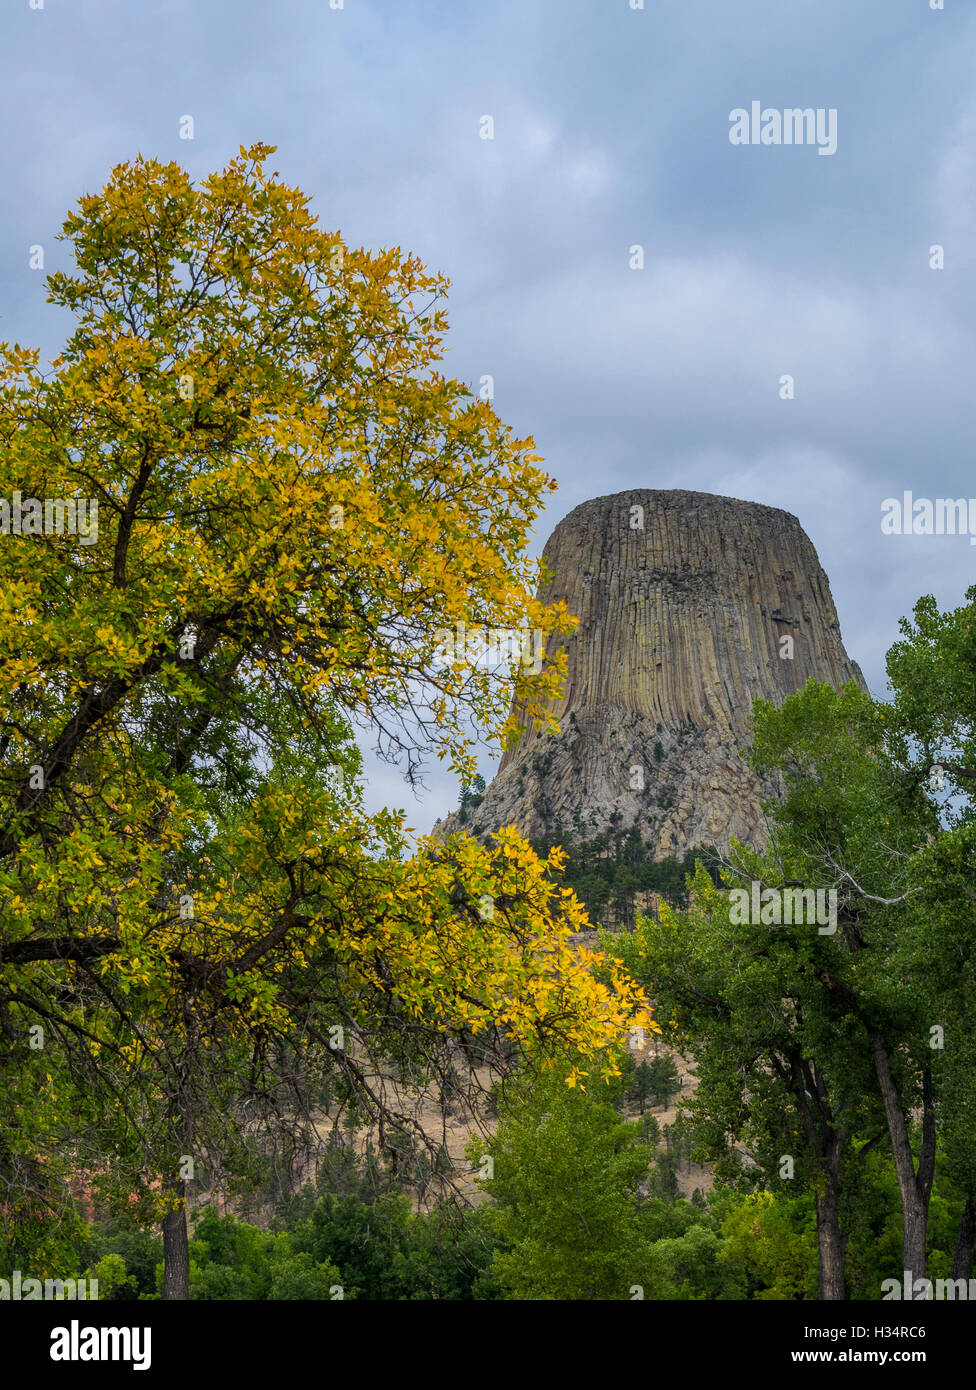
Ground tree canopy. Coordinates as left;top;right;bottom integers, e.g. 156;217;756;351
0;145;652;1293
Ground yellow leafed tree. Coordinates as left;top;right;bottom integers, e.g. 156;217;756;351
0;145;654;1296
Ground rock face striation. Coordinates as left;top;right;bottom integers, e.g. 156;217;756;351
445;489;866;857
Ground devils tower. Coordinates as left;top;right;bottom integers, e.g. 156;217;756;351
447;489;866;858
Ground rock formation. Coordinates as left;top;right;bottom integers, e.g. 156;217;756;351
443;488;866;857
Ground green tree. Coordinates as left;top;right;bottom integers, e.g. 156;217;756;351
746;677;949;1286
647;1054;682;1111
884;586;976;1281
717;1191;818;1301
88;1252;138;1301
267;1236;346;1301
610;801;897;1298
475;1061;655;1300
622;1057;655;1115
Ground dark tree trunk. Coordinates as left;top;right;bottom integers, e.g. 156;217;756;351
817;1199;847;1300
778;1053;850;1301
161;1176;189;1301
951;1197;976;1283
816;1133;848;1300
870;1035;935;1282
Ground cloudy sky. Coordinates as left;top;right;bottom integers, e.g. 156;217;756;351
2;0;973;830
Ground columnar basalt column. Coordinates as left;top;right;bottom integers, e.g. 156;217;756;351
441;488;866;857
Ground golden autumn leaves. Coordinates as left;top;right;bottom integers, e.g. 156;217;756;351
0;143;654;1239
